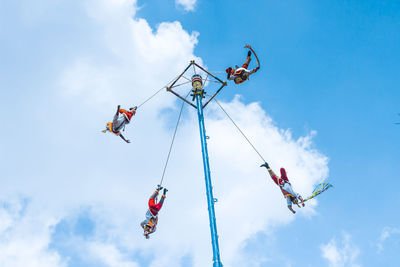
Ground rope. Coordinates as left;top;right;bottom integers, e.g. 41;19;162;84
159;90;191;186
214;98;266;162
203;73;210;87
170;80;192;89
182;75;191;82
192;64;197;75
209;71;226;74
136;74;180;109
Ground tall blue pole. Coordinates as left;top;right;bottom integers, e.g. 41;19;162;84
192;75;223;267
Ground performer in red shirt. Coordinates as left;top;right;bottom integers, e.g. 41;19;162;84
261;162;305;214
141;185;168;239
102;105;136;143
226;45;260;85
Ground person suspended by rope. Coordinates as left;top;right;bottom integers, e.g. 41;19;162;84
140;185;168;239
226;45;260;85
102;105;137;143
260;162;305;214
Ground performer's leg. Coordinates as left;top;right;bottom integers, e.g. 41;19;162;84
242;55;252;69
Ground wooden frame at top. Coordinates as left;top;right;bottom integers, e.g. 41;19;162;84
166;61;227;109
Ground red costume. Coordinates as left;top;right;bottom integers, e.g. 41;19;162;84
141;188;167;239
119;108;135;122
269;168;295;199
262;163;304;213
226;45;260;85
270;168;290;186
103;106;136;143
149;195;164;216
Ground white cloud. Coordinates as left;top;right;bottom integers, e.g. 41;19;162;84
176;0;197;12
321;232;361;267
87;242;139;267
377;226;400;253
1;0;329;266
0;198;66;267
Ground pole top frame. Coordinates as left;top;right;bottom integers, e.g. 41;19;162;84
166;60;227;109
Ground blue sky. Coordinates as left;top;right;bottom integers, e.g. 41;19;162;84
138;1;400;265
0;0;399;266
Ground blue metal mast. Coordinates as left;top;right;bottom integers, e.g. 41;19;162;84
192;74;223;267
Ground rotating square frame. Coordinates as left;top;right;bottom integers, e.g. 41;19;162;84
166;60;227;109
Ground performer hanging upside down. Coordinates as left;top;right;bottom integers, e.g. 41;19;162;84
260;162;305;214
102;105;136;143
140;185;168;239
226;45;260;85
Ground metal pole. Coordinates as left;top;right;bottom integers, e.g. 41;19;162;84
192;75;223;267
